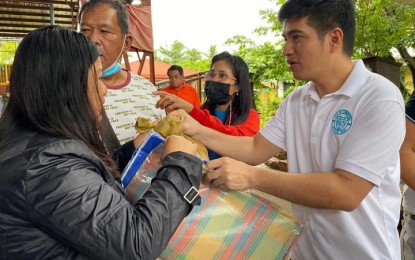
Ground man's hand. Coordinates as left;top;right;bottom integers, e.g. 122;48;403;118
203;157;253;191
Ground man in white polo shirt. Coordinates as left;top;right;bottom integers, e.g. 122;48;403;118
170;0;404;259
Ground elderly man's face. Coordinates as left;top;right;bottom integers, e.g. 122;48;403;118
80;3;126;70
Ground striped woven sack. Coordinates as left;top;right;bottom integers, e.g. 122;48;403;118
121;131;304;259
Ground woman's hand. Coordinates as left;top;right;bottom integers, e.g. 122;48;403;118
154;91;194;113
164;135;197;157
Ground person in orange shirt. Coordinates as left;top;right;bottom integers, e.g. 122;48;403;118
162;65;201;108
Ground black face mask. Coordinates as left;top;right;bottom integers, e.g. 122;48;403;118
204;81;232;105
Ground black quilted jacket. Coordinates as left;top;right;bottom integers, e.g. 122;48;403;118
0;128;202;260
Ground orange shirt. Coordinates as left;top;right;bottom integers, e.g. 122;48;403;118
162;82;201;107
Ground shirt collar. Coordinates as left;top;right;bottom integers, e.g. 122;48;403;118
305;59;369;100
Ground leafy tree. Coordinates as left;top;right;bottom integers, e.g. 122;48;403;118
354;0;415;98
184;48;203;62
155;42;215;72
153;0;415;123
157;40;187;64
227;0;415;101
179;59;210;72
223;1;290;123
205;45;217;61
226;35;292;84
354;0;414;58
256;90;281;127
180;45;217;72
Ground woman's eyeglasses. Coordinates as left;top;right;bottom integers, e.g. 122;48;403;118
205;71;236;81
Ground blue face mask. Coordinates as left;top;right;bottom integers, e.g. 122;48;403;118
102;61;122;78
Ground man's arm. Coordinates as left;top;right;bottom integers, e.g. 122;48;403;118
171;109;281;165
173;109;374;211
205;157;374;211
199;129;281;165
249;168;373;211
401;118;415;190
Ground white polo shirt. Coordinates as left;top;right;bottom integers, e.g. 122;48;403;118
260;60;404;259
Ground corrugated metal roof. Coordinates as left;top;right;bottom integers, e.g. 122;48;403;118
0;0;79;38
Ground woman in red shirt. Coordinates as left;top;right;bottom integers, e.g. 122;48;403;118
155;51;260;159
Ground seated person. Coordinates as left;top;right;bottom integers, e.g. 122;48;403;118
155;51;260;159
0;25;202;259
162;65;201;108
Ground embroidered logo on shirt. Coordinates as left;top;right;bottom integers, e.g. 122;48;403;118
332;109;352;135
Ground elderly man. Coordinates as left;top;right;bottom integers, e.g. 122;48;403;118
79;0;164;145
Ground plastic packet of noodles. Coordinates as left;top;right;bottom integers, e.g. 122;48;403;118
121;130;165;204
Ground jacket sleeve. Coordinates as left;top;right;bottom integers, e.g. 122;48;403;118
25;142;202;260
189;107;260;136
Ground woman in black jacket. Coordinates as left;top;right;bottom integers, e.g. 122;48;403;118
0;25;202;259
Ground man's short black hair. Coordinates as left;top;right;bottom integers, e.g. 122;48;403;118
278;0;355;57
167;65;184;76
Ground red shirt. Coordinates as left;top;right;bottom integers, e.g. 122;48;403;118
189;106;260;136
162;82;201;107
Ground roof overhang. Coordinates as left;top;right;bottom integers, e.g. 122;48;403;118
0;0;79;38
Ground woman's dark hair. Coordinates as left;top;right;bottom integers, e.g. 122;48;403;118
0;25;118;176
202;51;254;125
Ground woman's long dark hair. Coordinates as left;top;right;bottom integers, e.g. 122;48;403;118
0;25;118;176
201;51;254;125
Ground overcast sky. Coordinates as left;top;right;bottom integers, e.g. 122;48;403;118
151;0;277;53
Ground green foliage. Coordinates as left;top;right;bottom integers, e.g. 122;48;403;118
228;0;415;122
226;36;292;83
157;40;187;64
223;2;292;125
184;48;203;62
179;59;210;72
255;90;281;127
354;0;415;58
155;0;415;123
0;40;19;64
156;40;213;71
205;45;217;60
283;85;295;99
353;0;415;99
